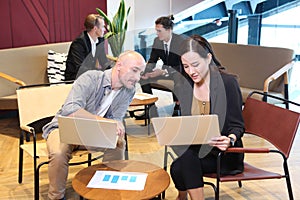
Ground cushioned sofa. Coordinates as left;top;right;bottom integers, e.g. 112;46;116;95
0;42;295;111
0;42;71;110
210;42;295;104
151;42;295;105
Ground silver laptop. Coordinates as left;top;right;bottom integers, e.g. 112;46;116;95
151;115;220;146
58;116;118;148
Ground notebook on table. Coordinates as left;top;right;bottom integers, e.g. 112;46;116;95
151;115;220;146
58;116;118;148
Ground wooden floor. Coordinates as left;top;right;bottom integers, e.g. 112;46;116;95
0;110;300;200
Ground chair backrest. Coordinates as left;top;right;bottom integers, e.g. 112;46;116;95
210;42;294;92
16;83;73;127
242;97;300;158
0;42;71;97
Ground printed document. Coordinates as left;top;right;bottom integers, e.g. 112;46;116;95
87;171;148;191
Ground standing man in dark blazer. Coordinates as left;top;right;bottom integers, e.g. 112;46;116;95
139;15;185;118
65;14;111;81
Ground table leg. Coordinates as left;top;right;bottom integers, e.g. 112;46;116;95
144;105;148;126
145;105;151;135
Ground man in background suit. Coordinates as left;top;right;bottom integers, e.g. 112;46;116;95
65;14;111;81
139;15;185;118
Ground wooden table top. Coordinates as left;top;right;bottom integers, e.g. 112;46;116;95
72;160;170;200
130;93;158;107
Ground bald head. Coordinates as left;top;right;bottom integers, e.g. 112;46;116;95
112;50;146;90
118;50;146;66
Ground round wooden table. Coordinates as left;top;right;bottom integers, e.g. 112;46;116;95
72;160;170;200
130;94;158;135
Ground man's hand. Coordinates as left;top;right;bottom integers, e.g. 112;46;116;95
141;73;150;80
116;121;125;136
141;69;166;79
96;117;124;136
149;69;165;77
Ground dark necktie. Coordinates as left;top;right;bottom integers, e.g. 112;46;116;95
164;44;169;56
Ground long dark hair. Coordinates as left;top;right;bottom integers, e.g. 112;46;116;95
180;35;223;68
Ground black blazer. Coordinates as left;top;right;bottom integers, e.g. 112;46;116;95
179;66;245;174
145;33;185;74
65;31;109;80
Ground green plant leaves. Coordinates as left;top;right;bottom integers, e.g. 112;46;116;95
95;8;112;31
96;0;131;57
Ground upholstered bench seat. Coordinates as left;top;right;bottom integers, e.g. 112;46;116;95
240;87;285;104
0;42;71;111
0;94;18;110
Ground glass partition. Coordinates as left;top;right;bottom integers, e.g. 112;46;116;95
133;0;300;101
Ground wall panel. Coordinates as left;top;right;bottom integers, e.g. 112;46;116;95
0;0;13;49
0;0;107;49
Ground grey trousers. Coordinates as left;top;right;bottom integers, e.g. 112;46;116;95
46;129;125;200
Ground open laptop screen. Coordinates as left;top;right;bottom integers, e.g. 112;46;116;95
58;116;118;148
151;115;220;146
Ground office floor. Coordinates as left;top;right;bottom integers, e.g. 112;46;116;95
0;112;300;200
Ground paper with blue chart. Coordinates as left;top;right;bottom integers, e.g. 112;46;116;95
87;171;148;190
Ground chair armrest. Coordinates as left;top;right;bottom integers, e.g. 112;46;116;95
20;125;34;133
0;72;26;86
226;147;270;153
263;61;294;92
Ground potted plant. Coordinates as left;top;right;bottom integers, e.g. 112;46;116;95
96;0;131;57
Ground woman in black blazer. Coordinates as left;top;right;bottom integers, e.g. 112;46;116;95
170;35;245;200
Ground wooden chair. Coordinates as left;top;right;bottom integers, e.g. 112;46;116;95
203;91;300;200
17;82;103;200
162;91;300;199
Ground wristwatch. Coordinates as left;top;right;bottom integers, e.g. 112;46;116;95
228;136;235;147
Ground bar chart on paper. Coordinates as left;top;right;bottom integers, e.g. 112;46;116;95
87;171;148;190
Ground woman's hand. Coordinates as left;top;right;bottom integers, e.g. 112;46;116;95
209;136;231;151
